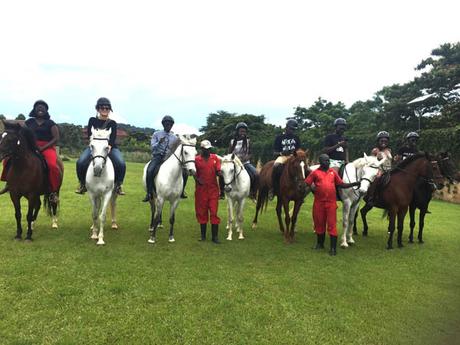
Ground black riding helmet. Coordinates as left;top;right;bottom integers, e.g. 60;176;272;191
376;131;390;140
286;119;298;129
334;118;347;126
29;99;50;119
95;97;112;111
161;115;175;125
406;131;419;139
235;122;248;131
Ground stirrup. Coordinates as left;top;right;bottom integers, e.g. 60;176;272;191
142;193;153;202
116;185;125;195
75;184;87;194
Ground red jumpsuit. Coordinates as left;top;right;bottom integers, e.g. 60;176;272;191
195;154;221;225
305;168;343;237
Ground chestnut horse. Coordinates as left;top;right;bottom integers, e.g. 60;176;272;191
360;153;445;249
252;149;309;243
0;121;63;241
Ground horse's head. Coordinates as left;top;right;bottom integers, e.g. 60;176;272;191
220;153;244;192
89;127;111;177
0;121;32;161
436;152;457;184
178;134;197;176
427;154;446;191
286;149;308;194
357;153;387;194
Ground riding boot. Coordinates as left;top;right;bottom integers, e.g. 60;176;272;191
199;224;206;241
142;192;153;202
180;191;188;199
211;224;220;244
313;233;325;249
270;164;283;199
329;235;337;256
75;183;87;194
219;175;225;200
116;183;126;195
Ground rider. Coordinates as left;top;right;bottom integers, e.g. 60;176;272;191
394;132;420;163
271;119;301;198
142;115;178;202
195;140;222;244
75;97;126;195
305;154;360;256
226;122;258;200
322;117;349;173
25;100;60;200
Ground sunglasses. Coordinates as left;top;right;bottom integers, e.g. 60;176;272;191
99;106;111;111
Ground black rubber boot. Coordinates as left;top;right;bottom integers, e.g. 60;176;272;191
329;235;337;256
211;224;220;244
271;164;283;199
75;183;87;194
218;175;225;199
313;233;325;249
199;224;206;241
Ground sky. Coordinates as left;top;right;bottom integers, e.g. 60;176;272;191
0;0;459;134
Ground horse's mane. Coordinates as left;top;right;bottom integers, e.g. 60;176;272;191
222;154;244;168
352;155;379;169
393;152;428;171
18;126;39;152
179;134;197;146
91;128;111;140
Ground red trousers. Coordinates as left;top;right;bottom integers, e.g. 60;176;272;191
312;201;338;237
195;187;220;225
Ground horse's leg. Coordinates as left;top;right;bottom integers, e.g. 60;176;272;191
276;197;285;234
51;196;58;229
408;202;416;243
341;199;351;248
149;199;163;243
361;202;373;236
347;201;360;246
11;194;22;240
397;207;407;248
289;200;302;243
418;206;428;244
226;198;234;240
168;199;179;243
25;196;38;241
96;192;112;245
148;199;157;243
32;198;42;231
252;192;262;230
237;199;246;240
282;200;292;243
387;210;396;250
90;196;100;240
111;193;118;229
352;205;359;235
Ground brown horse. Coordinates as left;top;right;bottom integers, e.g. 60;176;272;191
361;152;445;249
0;121;63;241
252;149;309;243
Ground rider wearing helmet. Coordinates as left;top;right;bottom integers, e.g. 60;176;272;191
271;119;302;197
371;131;392;173
226;122;259;200
395;131;420;163
75;97;126;195
142;115;179;202
322;117;349;172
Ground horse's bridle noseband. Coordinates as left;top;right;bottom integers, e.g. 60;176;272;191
90;137;109;165
222;159;243;186
173;143;196;168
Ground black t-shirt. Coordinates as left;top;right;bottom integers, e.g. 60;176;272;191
397;146;418;160
87;117;118;147
324;133;346;160
25;118;57;142
274;133;301;155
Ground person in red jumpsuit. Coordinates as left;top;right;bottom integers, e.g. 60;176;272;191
194;140;222;244
305;154;359;255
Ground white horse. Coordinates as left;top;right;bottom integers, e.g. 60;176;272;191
220;154;251;240
309;154;387;248
143;134;197;244
86;127;118;245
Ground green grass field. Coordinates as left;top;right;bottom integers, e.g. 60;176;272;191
0;161;459;345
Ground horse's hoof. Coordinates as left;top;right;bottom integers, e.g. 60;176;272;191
14;236;22;241
90;235;98;240
398;243;404;248
387;245;393;250
157;224;163;229
251;223;257;230
168;237;175;243
238;236;244;240
362;232;368;237
25;238;33;243
52;223;58;229
226;237;232;241
418;240;424;244
148;237;156;244
96;240;105;246
340;243;348;249
347;241;354;246
408;239;414;244
111;223;118;230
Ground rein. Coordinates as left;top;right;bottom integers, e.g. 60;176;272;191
172;143;196;167
222;159;243;186
393;159;442;189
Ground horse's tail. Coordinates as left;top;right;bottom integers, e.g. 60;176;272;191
257;185;270;213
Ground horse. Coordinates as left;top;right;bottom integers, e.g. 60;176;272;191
252;149;308;243
143;134;197;244
86;127;118;245
359;153;445;249
0;120;63;240
359;152;453;243
220;153;251;240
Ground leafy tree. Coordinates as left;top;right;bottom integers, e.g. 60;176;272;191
0;114;5;120
16;114;26;120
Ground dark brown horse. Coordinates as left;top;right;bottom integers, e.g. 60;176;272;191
252;149;309;243
0;120;63;241
359;153;444;249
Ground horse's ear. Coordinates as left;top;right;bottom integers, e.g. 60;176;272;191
190;134;197;139
107;127;112;135
231;153;235;159
293;151;297;157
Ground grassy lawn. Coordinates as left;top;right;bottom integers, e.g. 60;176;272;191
0;161;459;345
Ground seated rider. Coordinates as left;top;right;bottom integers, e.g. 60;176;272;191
271;119;301;197
75;97;127;195
142;115;178;202
394;131;420;163
226;122;259;200
322;117;349;173
365;131;393;205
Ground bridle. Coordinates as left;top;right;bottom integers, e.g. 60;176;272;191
345;163;380;198
393;158;444;190
90;137;109;166
222;158;243;187
172;143;196;168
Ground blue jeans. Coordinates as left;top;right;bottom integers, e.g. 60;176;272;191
76;147;126;185
145;154;164;194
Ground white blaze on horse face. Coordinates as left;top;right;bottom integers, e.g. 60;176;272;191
300;161;305;179
17;140;20;146
1;132;7;139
